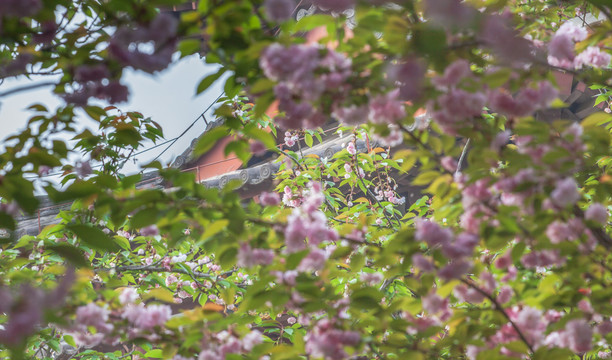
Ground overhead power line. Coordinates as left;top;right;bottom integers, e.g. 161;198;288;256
146;91;224;166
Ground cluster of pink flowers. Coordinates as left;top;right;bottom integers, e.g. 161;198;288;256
421;291;452;321
123;303;172;331
585;203;609;225
305;319;360;359
237;243;275;268
487;81;558;119
430;88;486;134
63;64;129;105
429;60;558;134
374;187;405;205
550;177;581;208
360;272;384;286
520;249;566;269
312;0;354;12
0;54;33;78
263;0;295;22
284;131;299;147
260;44;352;129
196;330;263;360
346;141;357;155
0;201;20;217
259;191;281;206
282;186;302;207
371;124;403;147
415;218;478;265
368;89;406;125
548;22;611;69
412;219;480;284
109;13;178;73
298;248;329;272
0;0;41;17
75;160;93;178
284;182;339;252
471;305;599;357
140;224;160;237
71;303;114;347
0;270;73;346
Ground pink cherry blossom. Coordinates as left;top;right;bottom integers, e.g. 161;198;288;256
412;254;435;272
546;221;572;244
441;156;457;173
312;0;355;12
574;46;611;68
75;303;113;333
124;304;172;330
585;203;608;225
565;319;592;353
388;59;425;101
119;287;139;305
346;141;356;155
556;22;588;42
422;292;449;315
551;177;580;208
242;331;263;351
454;284;485;303
298;248;328;272
264;0;294;21
360;272;384;286
497;286;513;304
305;319;360;359
237;243;275;268
414;218;453;247
141;225;159;237
432;59;471;89
0;0;42;17
548;34;576;63
438;260;472;281
368;89;406;124
260;191;281;206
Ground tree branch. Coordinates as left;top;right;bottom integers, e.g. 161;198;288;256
461;278;535;354
0;81;56;98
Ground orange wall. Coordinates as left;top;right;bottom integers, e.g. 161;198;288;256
190;136;242;182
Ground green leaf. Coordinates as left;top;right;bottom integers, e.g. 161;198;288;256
144;288;176;303
194;126;228;156
46;181;100;202
68;224;119;252
200;220;229;243
131;208;159;228
244;126;276;150
304;133;313;147
84;106;106;121
196;69;226;94
581;112;612;128
178;39;201;57
144;349;163;358
46;244;90;268
113;236;131;251
412;170;440;186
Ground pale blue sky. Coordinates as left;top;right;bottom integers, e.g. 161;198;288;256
0;54;224;180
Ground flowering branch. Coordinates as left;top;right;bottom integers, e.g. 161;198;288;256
0;81;56;98
94;264;234;280
461;278;535;354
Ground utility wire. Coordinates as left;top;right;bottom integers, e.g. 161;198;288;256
24;91;224;180
145;91;224;166
23;137;179;179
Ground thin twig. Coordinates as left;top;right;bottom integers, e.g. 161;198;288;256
94;264;234;279
461;278;535;354
456;138;470;175
0;81;56;97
